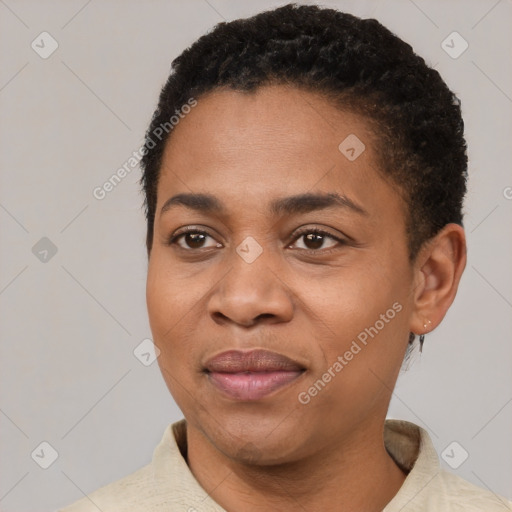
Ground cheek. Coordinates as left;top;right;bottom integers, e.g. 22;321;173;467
308;258;410;376
146;259;202;407
146;256;197;352
147;252;198;321
305;260;400;324
146;253;219;381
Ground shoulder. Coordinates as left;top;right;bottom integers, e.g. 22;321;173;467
384;419;512;511
58;463;155;512
58;422;187;512
423;469;512;511
58;420;225;512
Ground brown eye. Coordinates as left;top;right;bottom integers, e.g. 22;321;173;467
183;233;207;249
302;233;326;250
291;229;341;251
170;229;221;250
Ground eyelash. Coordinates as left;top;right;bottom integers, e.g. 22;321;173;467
167;226;347;255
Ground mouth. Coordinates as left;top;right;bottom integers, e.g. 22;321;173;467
204;349;306;401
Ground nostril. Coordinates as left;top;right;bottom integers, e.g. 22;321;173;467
255;313;275;322
211;311;230;324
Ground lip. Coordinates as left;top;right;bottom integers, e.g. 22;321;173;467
204;349;306;401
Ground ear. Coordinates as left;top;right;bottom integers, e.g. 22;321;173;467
409;223;467;336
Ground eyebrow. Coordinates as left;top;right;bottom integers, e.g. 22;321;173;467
160;192;368;217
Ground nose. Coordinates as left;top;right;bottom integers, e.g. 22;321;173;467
207;250;294;328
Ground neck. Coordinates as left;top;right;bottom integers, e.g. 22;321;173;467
186;419;407;512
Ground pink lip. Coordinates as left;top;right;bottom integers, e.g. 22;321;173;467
204;349;305;401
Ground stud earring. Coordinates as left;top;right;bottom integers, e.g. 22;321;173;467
419;319;432;353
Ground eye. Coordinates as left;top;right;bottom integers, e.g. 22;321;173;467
168;227;346;253
169;228;222;250
289;228;345;252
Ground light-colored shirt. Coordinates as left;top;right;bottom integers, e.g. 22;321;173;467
60;419;512;511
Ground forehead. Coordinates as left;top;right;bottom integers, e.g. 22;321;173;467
163;85;376;172
157;85;402;222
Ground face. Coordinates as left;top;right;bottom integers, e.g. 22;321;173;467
146;85;417;465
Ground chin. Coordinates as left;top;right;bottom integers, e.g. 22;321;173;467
198;411;312;466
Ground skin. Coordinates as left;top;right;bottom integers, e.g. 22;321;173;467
146;85;466;511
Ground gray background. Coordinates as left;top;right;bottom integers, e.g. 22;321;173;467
0;0;511;510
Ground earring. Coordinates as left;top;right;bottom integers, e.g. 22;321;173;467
419;319;432;353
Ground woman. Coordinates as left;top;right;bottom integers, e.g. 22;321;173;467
61;3;511;511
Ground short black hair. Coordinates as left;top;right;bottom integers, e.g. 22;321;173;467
140;3;467;259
